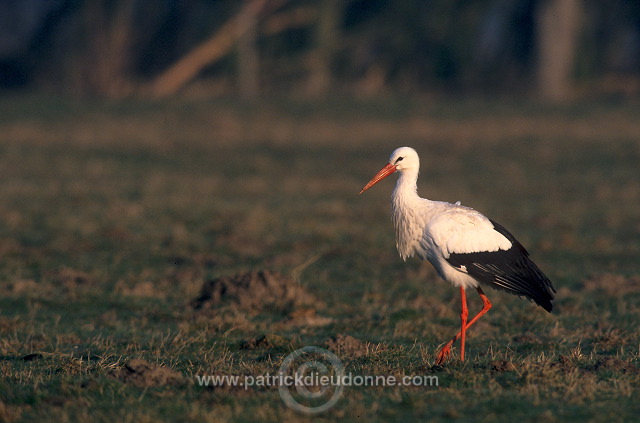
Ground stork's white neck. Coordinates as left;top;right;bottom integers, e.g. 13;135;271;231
391;168;436;260
392;168;420;204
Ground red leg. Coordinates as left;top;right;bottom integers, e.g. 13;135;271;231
459;287;468;361
435;286;492;365
462;287;492;331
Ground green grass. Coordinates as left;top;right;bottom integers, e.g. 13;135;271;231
0;95;639;422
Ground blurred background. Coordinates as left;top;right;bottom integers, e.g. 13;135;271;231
1;3;640;420
1;0;640;102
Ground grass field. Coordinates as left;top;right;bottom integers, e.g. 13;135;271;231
0;95;639;422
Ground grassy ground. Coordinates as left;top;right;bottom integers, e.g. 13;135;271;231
0;95;639;422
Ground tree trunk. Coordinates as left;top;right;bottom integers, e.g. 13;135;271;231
238;1;260;99
70;0;136;97
306;0;343;96
535;0;582;102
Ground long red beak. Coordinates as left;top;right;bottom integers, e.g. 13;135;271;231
359;163;397;194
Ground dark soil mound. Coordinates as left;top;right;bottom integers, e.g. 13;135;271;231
324;334;368;357
590;357;639;374
190;270;315;312
111;359;184;387
240;333;295;350
490;360;518;373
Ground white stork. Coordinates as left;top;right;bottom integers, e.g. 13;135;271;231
359;146;555;364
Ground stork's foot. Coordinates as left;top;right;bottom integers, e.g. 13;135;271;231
435;344;453;365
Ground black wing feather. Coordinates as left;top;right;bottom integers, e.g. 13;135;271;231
446;219;556;312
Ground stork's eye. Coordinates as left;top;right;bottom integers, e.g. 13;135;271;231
395;157;404;163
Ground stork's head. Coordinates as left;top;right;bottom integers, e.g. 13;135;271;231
359;146;419;194
389;146;419;172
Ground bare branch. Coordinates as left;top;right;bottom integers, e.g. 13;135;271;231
145;0;273;98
